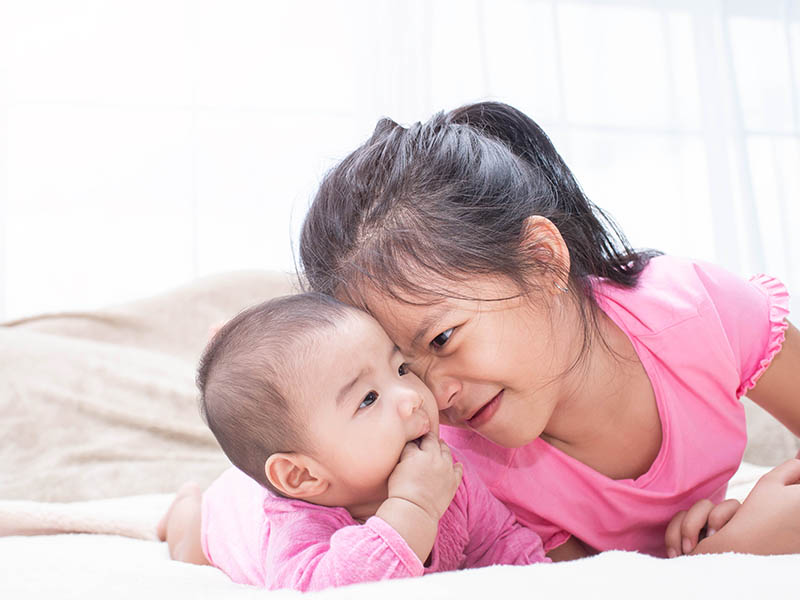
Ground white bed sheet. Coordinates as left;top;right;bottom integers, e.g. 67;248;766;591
3;462;798;600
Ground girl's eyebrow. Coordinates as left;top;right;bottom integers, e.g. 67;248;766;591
410;306;450;349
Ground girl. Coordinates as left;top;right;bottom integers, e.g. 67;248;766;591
297;101;800;559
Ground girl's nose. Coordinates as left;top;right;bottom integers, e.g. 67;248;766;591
426;373;461;411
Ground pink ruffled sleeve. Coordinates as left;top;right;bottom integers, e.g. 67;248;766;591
694;262;790;398
737;274;790;396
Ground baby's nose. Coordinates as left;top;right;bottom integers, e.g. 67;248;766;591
397;392;421;417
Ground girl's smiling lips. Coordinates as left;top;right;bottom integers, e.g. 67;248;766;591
466;390;504;429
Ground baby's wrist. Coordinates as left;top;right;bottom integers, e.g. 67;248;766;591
381;495;440;526
376;497;439;565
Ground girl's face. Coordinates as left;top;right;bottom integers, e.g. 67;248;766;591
363;275;583;448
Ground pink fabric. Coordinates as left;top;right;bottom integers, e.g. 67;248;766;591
443;256;790;557
201;455;548;591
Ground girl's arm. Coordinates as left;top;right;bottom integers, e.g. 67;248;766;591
748;322;800;436
691;458;800;556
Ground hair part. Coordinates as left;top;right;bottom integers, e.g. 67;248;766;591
300;101;660;370
197;292;351;494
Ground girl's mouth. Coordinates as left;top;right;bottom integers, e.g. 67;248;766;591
467;390;503;429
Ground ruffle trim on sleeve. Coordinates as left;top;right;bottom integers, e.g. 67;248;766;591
738;274;791;397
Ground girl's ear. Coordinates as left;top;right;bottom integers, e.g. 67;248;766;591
520;215;571;291
265;453;330;500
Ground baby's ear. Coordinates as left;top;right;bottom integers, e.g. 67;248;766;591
265;453;329;499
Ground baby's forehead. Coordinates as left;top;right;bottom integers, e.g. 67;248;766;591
287;309;392;408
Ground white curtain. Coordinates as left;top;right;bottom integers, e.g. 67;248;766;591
0;0;798;320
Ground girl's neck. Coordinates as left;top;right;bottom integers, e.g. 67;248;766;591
543;305;644;449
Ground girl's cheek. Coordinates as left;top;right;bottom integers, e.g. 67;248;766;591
437;410;459;427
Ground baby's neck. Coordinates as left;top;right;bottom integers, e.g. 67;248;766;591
304;489;388;523
345;496;387;523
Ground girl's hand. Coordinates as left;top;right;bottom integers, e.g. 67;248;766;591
386;433;463;522
665;498;740;557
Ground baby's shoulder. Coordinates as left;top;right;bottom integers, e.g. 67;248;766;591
263;493;353;527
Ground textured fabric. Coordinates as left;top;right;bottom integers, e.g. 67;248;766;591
443;256;790;558
201;458;548;591
0;270;296;502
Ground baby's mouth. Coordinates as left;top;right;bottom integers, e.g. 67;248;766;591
410;416;432;446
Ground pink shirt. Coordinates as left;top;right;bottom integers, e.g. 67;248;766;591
201;455;548;591
442;256;790;557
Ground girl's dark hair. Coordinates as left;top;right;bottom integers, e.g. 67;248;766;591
300;102;659;358
197;292;350;495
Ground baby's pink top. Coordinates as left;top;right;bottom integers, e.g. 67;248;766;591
201;455;548;591
443;255;790;557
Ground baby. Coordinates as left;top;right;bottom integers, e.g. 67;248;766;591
159;292;549;591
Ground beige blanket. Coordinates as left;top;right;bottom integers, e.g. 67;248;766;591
0;270;296;502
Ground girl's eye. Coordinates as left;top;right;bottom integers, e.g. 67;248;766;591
398;362;409;376
359;391;378;409
430;328;454;350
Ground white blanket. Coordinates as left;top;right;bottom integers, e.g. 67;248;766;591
3;462;797;599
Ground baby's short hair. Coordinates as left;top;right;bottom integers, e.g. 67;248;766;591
197;292;351;494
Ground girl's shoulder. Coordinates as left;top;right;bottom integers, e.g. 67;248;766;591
592;254;779;337
594;255;790;396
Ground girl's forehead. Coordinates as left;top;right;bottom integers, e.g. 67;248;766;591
360;294;452;353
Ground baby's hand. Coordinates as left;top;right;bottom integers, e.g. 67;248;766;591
665;498;740;557
387;433;463;522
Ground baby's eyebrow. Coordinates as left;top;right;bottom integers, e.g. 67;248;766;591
336;367;367;406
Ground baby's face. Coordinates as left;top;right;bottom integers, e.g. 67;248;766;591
298;309;439;515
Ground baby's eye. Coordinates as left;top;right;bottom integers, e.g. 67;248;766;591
430;328;454;350
359;391;378;409
398;362;410;376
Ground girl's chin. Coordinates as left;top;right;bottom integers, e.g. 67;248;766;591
472;418;545;449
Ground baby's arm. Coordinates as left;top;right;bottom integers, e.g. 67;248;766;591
264;434;461;590
156;482;209;566
376;432;463;564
